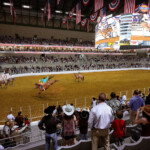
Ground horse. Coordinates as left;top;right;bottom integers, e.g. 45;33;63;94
74;73;84;82
35;80;59;96
8;78;15;85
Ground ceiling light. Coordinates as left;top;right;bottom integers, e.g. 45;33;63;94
22;5;31;9
65;12;69;14
41;8;44;11
55;10;63;13
3;2;11;6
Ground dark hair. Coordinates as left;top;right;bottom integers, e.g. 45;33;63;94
139;91;142;94
116;110;123;119
111;92;116;99
142;111;150;122
18;111;22;116
98;93;106;102
133;90;139;95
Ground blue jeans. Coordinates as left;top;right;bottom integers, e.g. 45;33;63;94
80;133;88;140
45;133;58;150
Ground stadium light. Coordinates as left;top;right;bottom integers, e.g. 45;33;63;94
22;5;31;9
3;2;11;6
55;10;63;14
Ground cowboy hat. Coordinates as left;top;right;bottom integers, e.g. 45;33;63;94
80;110;89;119
62;104;74;116
44;106;56;114
141;105;150;116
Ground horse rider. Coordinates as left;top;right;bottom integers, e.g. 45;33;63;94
39;76;49;91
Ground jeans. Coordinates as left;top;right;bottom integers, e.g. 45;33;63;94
80;133;88;140
45;133;58;150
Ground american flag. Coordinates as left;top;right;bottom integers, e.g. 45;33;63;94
57;0;60;5
87;19;89;32
99;0;104;17
124;0;136;14
76;1;81;24
148;0;150;14
48;0;51;21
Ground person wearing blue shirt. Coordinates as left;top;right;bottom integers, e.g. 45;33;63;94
128;90;145;124
39;76;49;91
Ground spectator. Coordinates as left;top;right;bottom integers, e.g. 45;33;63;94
91;97;97;108
78;110;89;140
24;115;30;126
111;110;126;146
38;106;59;150
88;93;114;150
7;111;15;123
107;92;121;115
62;104;76;146
145;88;150;105
122;93;127;103
134;105;150;136
15;111;24;128
128;90;145;124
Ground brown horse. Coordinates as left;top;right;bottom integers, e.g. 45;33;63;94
74;73;84;82
35;80;59;95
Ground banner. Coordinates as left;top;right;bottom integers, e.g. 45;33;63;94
81;18;87;27
76;1;81;24
108;0;121;11
69;8;74;19
62;16;67;24
90;12;98;22
82;0;90;6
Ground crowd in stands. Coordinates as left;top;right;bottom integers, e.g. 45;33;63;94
0;54;150;74
1;89;150;149
0;35;94;47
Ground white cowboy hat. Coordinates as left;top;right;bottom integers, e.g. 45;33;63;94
62;104;75;116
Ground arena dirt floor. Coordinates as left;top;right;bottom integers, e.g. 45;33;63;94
0;70;150;123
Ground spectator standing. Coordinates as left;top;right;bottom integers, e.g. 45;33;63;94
38;106;59;150
92;97;97;108
111;110;126;146
122;93;127;103
145;88;150;105
7;111;15;123
62;104;76;146
15;111;24;128
128;90;145;124
78;110;89;140
107;92;121;115
88;93;114;150
134;105;150;136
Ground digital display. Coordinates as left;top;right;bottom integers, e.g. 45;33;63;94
95;13;150;50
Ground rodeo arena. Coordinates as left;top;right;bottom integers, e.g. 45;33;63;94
0;0;150;150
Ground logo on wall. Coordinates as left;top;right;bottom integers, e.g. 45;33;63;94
108;0;120;11
90;12;98;22
82;0;90;6
139;4;148;13
81;18;87;27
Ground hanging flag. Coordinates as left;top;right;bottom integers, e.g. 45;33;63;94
67;18;69;30
57;0;60;5
108;0;121;11
124;0;136;14
69;8;74;19
10;0;13;15
87;19;89;32
76;1;81;24
48;0;51;21
135;4;140;13
44;1;47;15
82;0;90;6
99;0;104;17
90;12;98;22
95;0;102;12
81;18;87;27
148;0;150;14
62;16;67;24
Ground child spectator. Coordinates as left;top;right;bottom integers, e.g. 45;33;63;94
111;110;126;146
78;110;89;140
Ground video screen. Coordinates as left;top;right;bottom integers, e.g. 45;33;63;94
95;13;150;50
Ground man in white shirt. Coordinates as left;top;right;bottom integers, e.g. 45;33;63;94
7;111;15;122
88;93;114;150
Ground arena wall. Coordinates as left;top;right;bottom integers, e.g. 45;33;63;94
0;24;94;41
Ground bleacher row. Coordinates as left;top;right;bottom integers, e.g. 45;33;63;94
1;114;150;150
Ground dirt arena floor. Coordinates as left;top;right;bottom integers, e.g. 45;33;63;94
0;70;150;123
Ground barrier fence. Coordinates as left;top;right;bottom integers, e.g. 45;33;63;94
0;87;149;124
